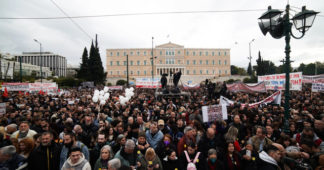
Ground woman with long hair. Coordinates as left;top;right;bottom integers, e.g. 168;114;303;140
17;138;34;158
223;141;242;170
138;147;163;170
225;126;241;151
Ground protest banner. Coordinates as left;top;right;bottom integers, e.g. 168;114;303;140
202;105;228;123
303;74;324;84
136;78;161;88
312;83;324;93
2;83;29;91
226;82;266;93
29;83;58;92
183;83;200;89
220;91;281;108
108;86;123;90
0;103;5;115
258;72;302;91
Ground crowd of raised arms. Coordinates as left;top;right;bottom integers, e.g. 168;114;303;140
0;83;323;170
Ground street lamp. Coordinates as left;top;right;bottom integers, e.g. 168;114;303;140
248;39;255;75
150;37;157;88
34;39;43;83
258;5;319;133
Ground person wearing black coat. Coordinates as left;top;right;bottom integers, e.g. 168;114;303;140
257;145;281;170
155;134;176;160
28;132;62;170
198;128;224;158
206;148;224;170
162;149;179;170
239;143;258;170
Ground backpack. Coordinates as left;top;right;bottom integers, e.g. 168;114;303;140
184;151;200;170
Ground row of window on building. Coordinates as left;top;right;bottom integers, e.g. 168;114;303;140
108;69;228;75
109;50;227;57
110;59;227;66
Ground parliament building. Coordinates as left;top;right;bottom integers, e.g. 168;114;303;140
106;42;231;84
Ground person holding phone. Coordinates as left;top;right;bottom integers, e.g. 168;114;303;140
240;143;258;170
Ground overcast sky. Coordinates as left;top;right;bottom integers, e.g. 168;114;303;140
0;0;323;70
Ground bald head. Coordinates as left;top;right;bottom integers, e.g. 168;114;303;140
206;128;215;139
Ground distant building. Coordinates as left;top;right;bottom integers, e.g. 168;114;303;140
66;64;78;78
106;42;231;84
0;52;52;79
14;52;67;77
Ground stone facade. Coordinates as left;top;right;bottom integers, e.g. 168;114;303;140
106;42;231;84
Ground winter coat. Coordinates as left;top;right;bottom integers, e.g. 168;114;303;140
28;141;62;170
61;153;91;170
93;158;109;170
206;159;225;170
258;151;279;170
0;153;26;170
155;140;176;160
162;156;179;170
223;152;242;170
138;155;163;170
114;147;143;168
145;130;164;149
59;141;89;169
240;149;258;170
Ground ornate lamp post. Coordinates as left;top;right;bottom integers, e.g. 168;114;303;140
258;5;319;133
34;39;43;83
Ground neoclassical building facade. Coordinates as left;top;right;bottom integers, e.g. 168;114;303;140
106;42;230;83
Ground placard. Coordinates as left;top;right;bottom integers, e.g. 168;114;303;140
202;105;227;122
258;72;302;91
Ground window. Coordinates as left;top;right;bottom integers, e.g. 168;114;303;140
213;70;215;74
159;60;162;64
117;61;120;66
186;51;189;55
110;52;113;56
130;61;133;65
212;60;215;65
199;60;202;65
219;70;221;74
110;71;113;75
225;70;228;74
212;52;215;56
199;51;202;56
205;52;208;56
178;51;181;54
144;60;147;65
206;70;209;74
219;60;221;65
225;52;227;56
166;59;169;64
193;60;196;65
117;71;119;75
224;60;227;65
110;61;113;66
124;71;126;75
124;52;127;56
160;51;162;55
130;52;133;55
218;52;221;56
137;51;140;56
178;60;181;64
187;60;189;65
137;61;140;65
193;52;196;56
187;70;189;74
200;70;202;74
206;60;209;65
117;52;119;56
166;51;169;55
144;51;147;56
137;71;140;75
144;71;147;75
131;71;133;75
124;61;127;66
193;70;196;74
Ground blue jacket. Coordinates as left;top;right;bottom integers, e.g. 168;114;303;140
60;141;89;169
145;130;163;149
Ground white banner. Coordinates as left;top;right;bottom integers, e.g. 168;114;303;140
2;83;29;91
220;96;234;106
108;86;123;90
258;72;302;91
29;83;58;92
312;83;324;93
202;105;228;123
0;103;6;115
135;78;161;88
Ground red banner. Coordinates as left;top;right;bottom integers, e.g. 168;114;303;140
226;82;266;93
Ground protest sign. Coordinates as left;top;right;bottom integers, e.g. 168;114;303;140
312;83;324;93
303;74;324;84
2;83;29;91
258;72;302;91
202;105;228;123
108;86;123;90
136;78;161;88
226;82;266;93
0;103;6;115
29;83;58;92
183;83;200;89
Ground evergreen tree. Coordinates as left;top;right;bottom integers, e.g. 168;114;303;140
88;34;106;85
256;51;264;76
77;47;89;80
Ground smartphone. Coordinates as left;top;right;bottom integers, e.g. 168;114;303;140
246;150;251;157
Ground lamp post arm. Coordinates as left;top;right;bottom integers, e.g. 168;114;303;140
290;29;306;39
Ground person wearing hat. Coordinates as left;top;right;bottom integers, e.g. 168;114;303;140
158;119;170;135
137;131;150;155
0;145;27;170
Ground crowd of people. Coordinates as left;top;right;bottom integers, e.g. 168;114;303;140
0;83;323;170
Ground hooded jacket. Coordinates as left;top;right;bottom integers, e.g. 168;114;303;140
258;151;279;170
61;153;91;170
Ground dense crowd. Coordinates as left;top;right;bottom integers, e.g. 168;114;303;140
0;83;323;170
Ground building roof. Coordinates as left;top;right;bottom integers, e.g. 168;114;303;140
155;42;184;48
